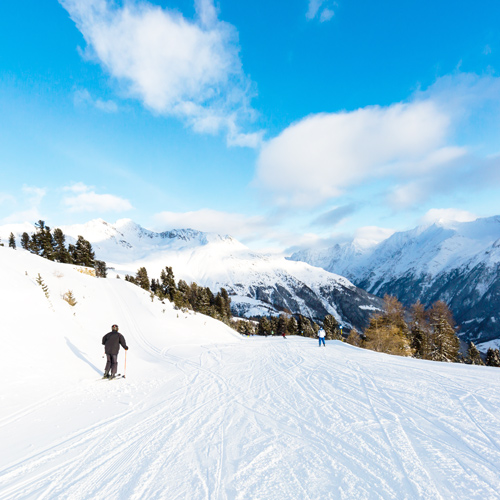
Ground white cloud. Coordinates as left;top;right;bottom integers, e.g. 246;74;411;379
419;208;478;225
61;0;260;147
63;183;133;213
255;100;452;207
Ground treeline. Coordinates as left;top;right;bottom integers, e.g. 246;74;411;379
8;220;107;277
124;266;232;323
233;313;343;339
344;295;500;366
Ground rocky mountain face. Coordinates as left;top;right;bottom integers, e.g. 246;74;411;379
1;219;382;331
290;216;500;344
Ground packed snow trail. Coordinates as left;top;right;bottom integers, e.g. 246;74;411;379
1;338;500;500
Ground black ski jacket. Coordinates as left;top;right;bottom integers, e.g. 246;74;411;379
102;331;128;355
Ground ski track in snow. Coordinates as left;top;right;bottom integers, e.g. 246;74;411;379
2;338;500;499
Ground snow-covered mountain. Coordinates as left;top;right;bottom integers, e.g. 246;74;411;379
290;216;500;344
1;219;383;331
1;245;500;499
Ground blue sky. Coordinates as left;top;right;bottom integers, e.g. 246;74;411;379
1;0;500;252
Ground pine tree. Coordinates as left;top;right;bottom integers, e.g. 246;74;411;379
214;291;231;323
135;267;150;291
485;348;500;367
363;314;413;356
409;302;433;359
21;232;30;250
288;317;299;336
269;316;279;336
323;314;341;340
187;282;198;309
467;342;484;365
195;287;211;314
258;317;271;336
8;232;16;249
346;328;362;347
428;301;459;362
72;236;95;267
298;315;314;337
52;228;71;263
94;260;107;278
177;280;191;307
125;274;137;285
363;296;413;356
28;232;41;255
172;289;190;310
160;266;177;301
277;314;289;336
34;220;55;261
220;288;232;319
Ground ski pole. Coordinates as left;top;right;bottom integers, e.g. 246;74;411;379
123;349;127;379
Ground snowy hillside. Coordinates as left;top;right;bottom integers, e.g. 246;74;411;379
1;219;383;331
291;216;500;345
1;247;500;499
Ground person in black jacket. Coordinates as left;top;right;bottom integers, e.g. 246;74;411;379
102;324;128;379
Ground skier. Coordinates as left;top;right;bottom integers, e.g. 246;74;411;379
102;324;128;379
318;328;326;347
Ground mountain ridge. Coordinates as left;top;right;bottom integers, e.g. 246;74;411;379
290;215;500;344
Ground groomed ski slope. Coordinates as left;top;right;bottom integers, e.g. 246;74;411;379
1;247;500;499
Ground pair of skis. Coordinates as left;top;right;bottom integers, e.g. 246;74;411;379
101;374;125;380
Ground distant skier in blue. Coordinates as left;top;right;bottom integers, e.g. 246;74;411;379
318;328;326;347
102;324;128;379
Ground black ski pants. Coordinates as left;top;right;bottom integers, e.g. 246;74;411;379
104;354;118;376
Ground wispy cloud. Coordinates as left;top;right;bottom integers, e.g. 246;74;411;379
306;0;336;22
74;88;118;113
312;203;357;227
60;0;261;147
63;183;133;213
0;186;46;224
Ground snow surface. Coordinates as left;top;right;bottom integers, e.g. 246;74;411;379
1;247;500;499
